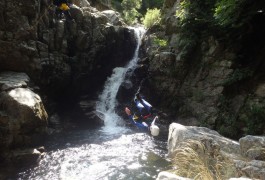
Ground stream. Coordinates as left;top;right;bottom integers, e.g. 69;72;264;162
17;27;169;180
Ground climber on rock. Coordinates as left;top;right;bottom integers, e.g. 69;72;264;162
53;0;72;20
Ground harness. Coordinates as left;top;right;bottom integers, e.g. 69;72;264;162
142;114;151;119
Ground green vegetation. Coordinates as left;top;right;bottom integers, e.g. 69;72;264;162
175;0;263;31
214;0;239;26
223;68;253;86
142;8;161;28
121;0;142;24
108;0;163;25
241;104;265;135
153;37;167;47
175;0;190;23
172;139;236;179
213;0;263;28
175;0;216;31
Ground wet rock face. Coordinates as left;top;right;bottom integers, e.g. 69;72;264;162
0;0;40;77
0;0;137;137
142;28;233;127
0;72;48;160
140;0;265;136
0;0;136;99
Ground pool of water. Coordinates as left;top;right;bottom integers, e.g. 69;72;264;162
17;127;170;180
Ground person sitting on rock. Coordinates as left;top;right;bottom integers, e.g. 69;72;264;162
53;0;72;20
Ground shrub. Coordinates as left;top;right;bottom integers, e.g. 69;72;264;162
121;0;142;24
175;0;191;23
123;9;141;24
142;8;161;28
153;37;167;47
242;104;265;135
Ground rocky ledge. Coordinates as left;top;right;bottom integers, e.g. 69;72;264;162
158;123;265;179
0;71;48;165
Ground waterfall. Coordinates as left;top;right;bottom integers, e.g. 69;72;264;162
96;27;145;134
17;27;169;180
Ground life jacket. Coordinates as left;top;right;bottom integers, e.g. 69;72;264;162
135;99;152;119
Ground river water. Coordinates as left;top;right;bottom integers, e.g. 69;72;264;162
17;27;169;180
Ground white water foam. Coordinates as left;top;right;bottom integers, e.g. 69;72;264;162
96;27;146;134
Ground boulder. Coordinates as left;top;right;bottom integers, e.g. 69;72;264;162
239;135;265;160
69;4;84;23
101;10;124;26
168;123;240;157
74;99;104;126
168;123;265;179
0;87;48;147
234;160;265;179
71;0;90;7
0;72;48;150
11;148;43;166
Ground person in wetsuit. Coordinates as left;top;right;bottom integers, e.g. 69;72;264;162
53;0;72;20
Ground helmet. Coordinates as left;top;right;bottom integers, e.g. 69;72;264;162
150;125;160;136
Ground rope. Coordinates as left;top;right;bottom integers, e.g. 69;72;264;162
137;78;147;93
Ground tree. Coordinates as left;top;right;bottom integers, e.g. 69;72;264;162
121;0;142;24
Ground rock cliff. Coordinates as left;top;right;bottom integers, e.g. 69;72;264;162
139;0;265;138
0;0;136;98
0;0;137;167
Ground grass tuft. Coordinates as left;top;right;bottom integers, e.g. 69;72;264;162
171;139;236;180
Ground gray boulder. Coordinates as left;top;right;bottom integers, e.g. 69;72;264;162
167;123;265;179
239;135;265;160
71;0;90;7
156;171;192;180
0;72;48;151
168;123;240;157
102;10;124;26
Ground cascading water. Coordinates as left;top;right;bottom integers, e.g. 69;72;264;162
17;27;169;180
96;27;145;134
